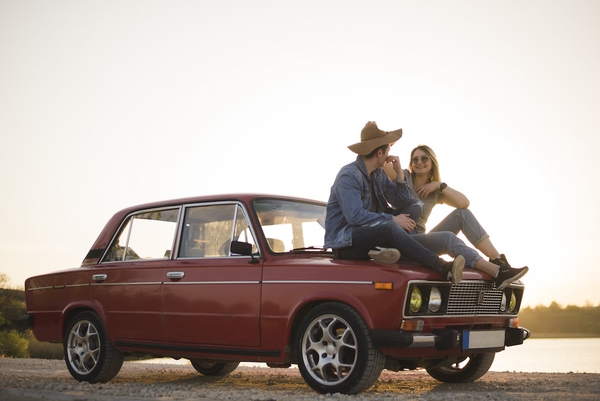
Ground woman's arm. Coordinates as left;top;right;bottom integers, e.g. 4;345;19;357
440;185;470;208
416;182;470;208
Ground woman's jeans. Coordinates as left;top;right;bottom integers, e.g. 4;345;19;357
335;219;481;271
429;209;489;247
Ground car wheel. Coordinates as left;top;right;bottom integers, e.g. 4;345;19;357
426;352;495;383
295;302;385;394
64;311;124;383
190;360;240;376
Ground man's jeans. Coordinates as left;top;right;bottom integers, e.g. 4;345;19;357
335;220;481;272
429;209;489;247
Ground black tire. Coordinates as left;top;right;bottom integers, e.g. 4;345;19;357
63;310;124;383
426;352;495;383
190;360;240;376
295;302;385;394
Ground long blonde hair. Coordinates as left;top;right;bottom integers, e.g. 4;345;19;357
409;145;441;184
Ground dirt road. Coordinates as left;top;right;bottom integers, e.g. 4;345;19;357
1;358;599;400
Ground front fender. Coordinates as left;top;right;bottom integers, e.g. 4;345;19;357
281;290;378;349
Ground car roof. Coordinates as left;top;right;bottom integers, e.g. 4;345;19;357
114;193;325;215
82;193;326;266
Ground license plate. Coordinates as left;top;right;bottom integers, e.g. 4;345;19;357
462;330;505;350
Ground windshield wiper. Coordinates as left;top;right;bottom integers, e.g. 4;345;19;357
290;246;328;253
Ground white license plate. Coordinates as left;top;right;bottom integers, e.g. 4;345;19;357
462;330;505;350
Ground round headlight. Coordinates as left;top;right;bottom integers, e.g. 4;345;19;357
508;291;517;312
428;286;442;312
409;286;422;313
500;292;507;312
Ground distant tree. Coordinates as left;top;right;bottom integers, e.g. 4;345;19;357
0;330;29;357
0;273;8;288
0;273;30;357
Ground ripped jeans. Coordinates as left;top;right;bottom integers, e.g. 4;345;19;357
428;209;489;247
335;219;482;272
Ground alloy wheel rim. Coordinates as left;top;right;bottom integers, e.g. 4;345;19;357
67;320;101;375
301;314;357;385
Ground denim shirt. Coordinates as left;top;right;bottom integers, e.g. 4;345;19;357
324;156;417;249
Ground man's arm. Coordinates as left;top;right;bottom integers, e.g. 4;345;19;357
335;171;391;226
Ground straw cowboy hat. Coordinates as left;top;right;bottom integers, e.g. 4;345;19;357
348;121;403;155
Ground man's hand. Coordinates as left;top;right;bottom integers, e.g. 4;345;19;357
385;156;404;181
393;213;416;233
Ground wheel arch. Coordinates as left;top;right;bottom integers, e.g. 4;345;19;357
61;301;108;342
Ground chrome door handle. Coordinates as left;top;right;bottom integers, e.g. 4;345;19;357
92;274;107;282
167;272;185;280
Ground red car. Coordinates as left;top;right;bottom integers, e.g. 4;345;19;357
22;194;529;394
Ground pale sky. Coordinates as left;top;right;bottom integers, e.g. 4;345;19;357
1;0;599;307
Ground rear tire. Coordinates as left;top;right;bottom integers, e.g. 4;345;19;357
190;360;240;376
64;311;123;383
426;353;495;383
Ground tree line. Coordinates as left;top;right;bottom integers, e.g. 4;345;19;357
518;302;600;338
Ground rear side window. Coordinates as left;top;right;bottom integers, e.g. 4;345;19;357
103;208;180;262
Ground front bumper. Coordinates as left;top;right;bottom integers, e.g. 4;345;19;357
371;327;530;351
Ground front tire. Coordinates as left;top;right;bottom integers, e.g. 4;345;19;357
295;302;385;394
190;360;240;376
64;311;124;383
426;352;495;383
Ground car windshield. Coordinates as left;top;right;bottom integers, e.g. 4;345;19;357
253;198;326;253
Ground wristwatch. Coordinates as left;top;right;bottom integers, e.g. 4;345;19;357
439;182;448;194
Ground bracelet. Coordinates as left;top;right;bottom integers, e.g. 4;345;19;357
439;182;447;193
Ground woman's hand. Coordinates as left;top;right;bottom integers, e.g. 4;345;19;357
417;182;471;208
416;182;440;199
393;213;416;233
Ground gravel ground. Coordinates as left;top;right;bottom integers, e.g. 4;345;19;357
1;358;599;401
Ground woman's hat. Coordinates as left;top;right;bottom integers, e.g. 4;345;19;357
348;121;403;155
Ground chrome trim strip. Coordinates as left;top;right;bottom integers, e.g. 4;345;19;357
27;286;54;291
163;281;260;285
263;280;373;285
30;279;374;290
90;282;163;286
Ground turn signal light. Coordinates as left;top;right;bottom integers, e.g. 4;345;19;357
401;319;424;332
374;282;393;290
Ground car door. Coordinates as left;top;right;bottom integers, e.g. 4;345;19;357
91;207;180;342
161;202;262;347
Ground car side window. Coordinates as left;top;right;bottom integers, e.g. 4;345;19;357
103;208;180;262
178;203;257;259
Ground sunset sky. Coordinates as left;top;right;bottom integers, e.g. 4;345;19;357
1;1;599;307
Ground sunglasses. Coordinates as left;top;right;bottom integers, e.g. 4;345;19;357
411;155;430;164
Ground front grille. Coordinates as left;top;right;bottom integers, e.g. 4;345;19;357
446;281;503;315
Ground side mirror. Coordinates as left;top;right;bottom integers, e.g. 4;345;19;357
230;241;252;255
230;241;260;264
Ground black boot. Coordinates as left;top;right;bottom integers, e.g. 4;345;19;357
494;266;529;290
490;253;511;268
